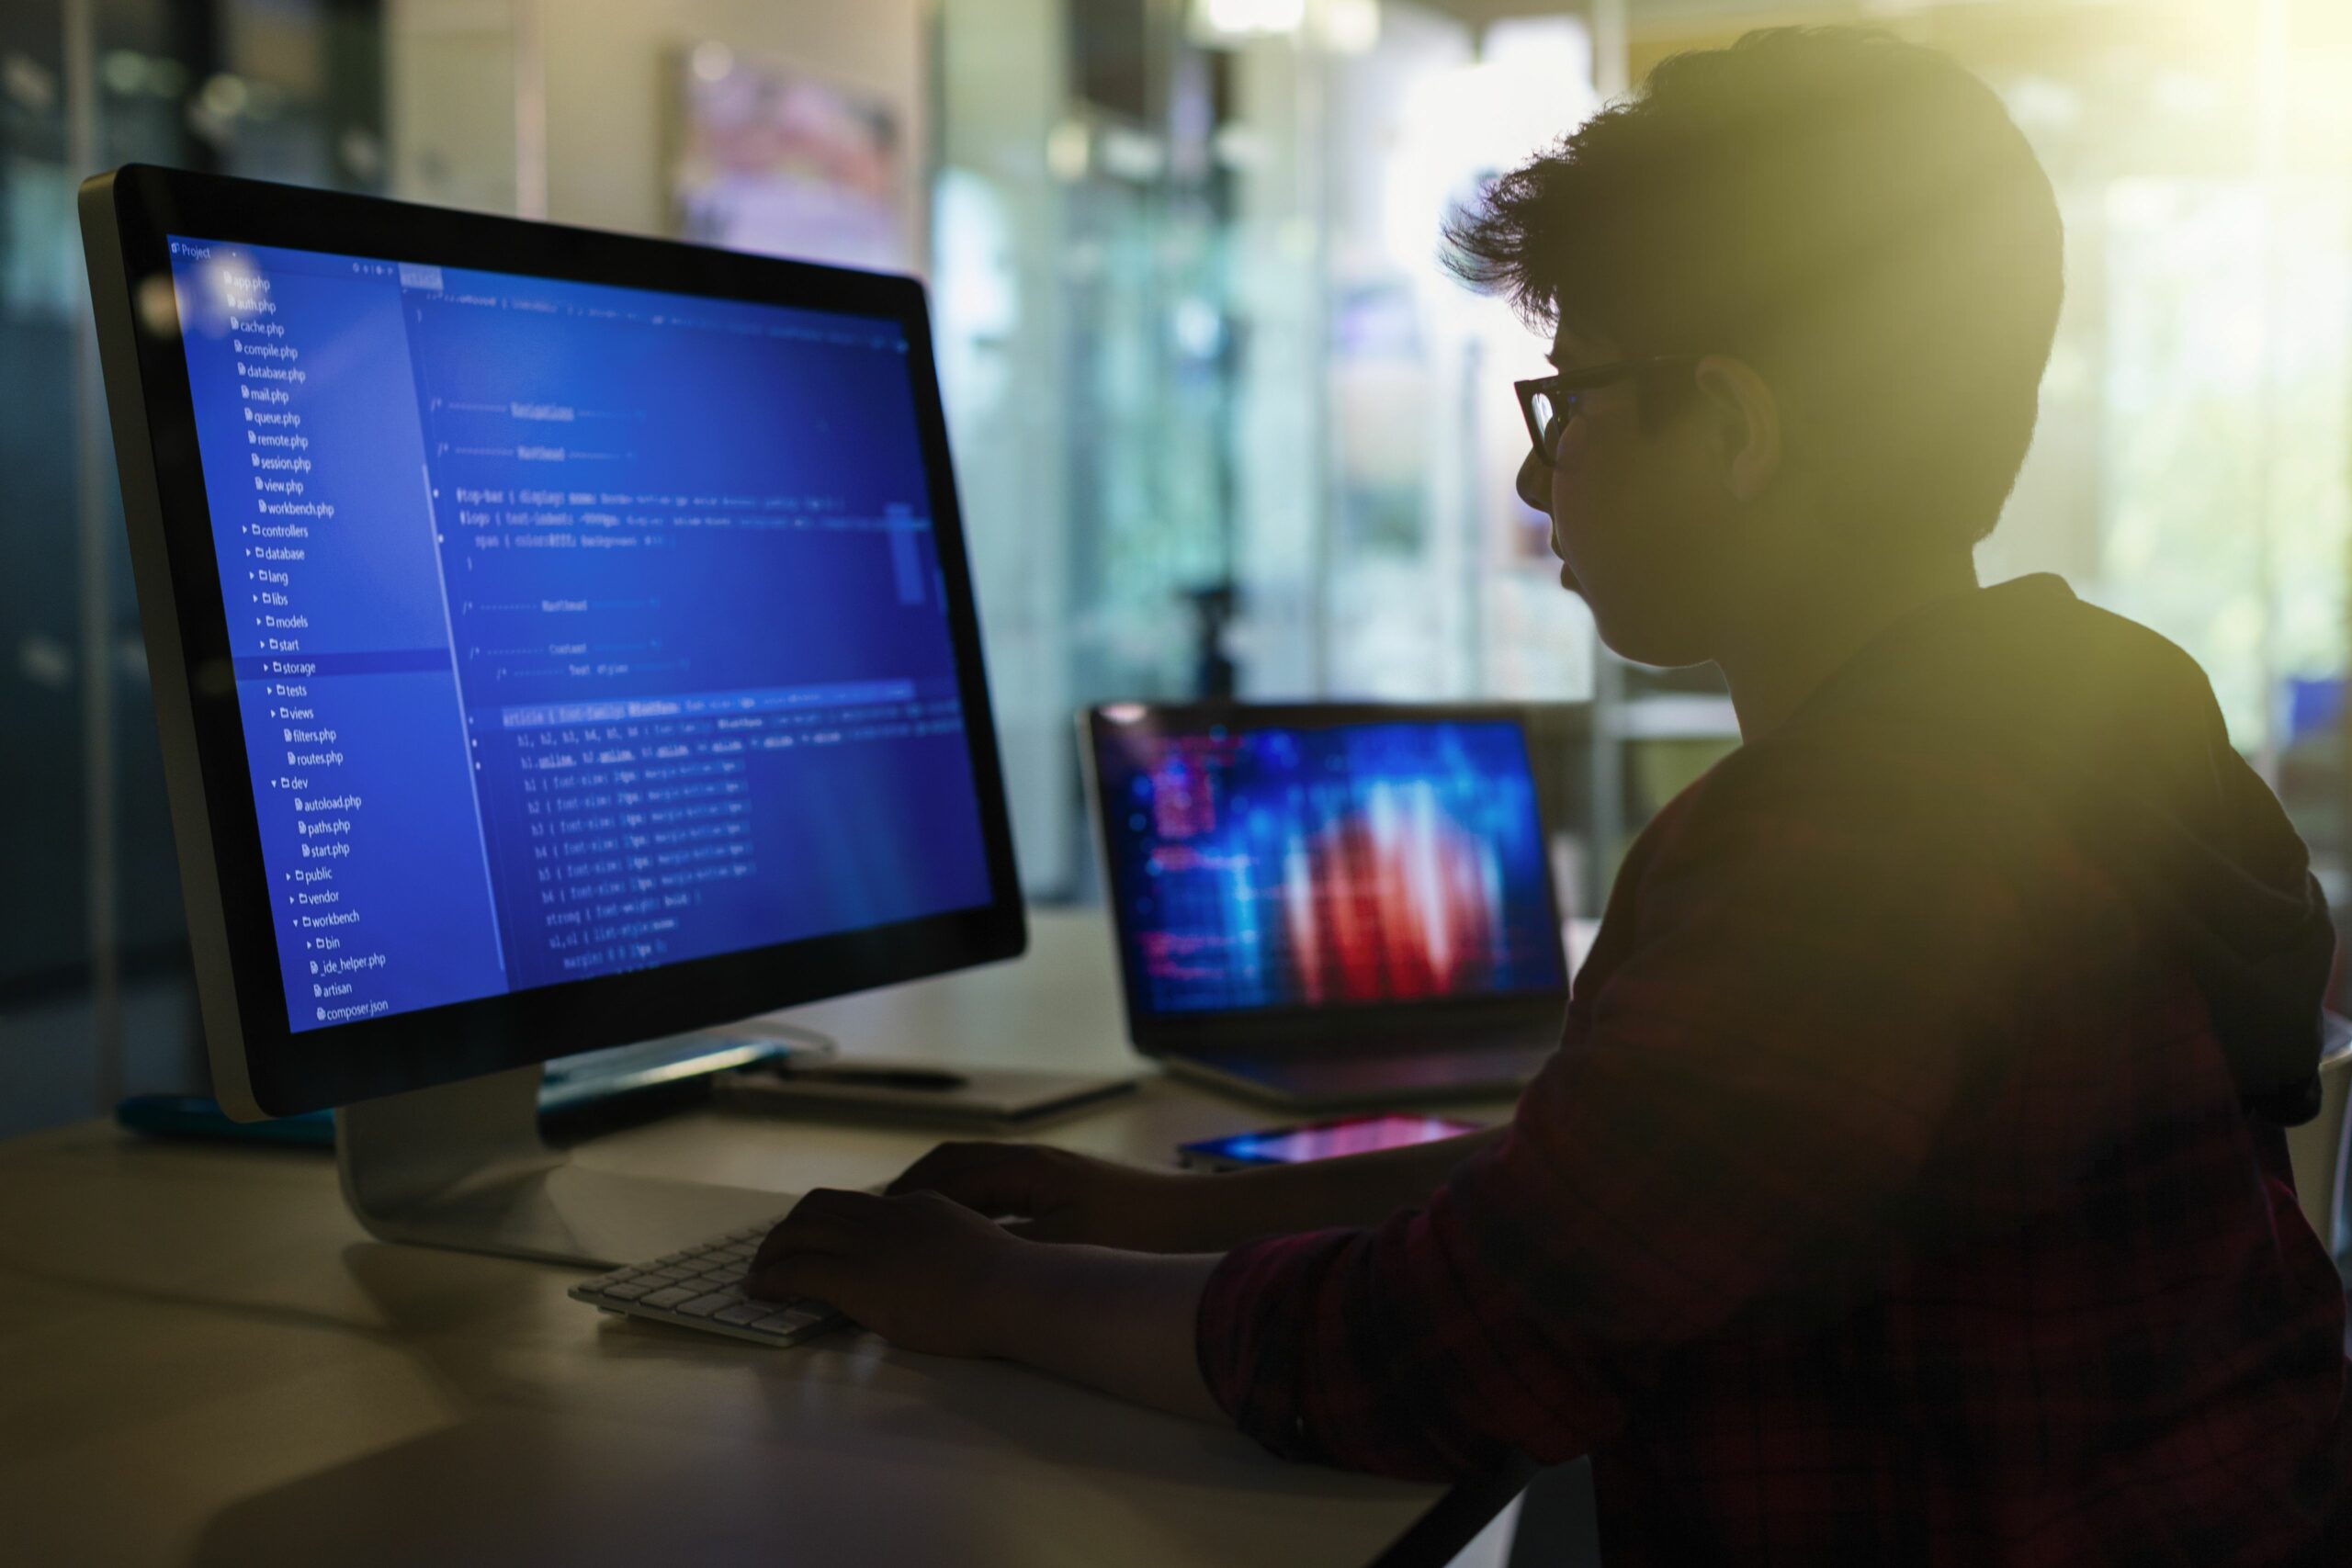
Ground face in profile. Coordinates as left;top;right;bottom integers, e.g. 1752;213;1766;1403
1516;329;1732;671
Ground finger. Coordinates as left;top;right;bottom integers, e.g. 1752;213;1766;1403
1003;1209;1088;1244
793;1185;874;1213
891;1145;1054;1217
750;1218;845;1276
747;1250;854;1305
752;1189;876;1270
886;1141;1025;1198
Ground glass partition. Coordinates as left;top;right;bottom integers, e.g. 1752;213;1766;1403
932;1;1621;900
0;0;386;1136
15;0;2352;1133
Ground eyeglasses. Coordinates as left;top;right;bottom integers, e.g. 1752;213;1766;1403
1514;355;1700;471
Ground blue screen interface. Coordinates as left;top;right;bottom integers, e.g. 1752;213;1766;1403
166;236;996;1032
1092;716;1563;1017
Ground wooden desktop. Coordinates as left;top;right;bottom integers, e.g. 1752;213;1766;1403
0;908;1525;1568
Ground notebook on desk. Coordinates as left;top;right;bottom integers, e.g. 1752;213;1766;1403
715;1057;1136;1128
1082;703;1571;1111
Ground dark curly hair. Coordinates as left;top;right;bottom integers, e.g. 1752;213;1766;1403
1446;27;2064;549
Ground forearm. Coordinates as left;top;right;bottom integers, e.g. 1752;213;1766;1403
982;1243;1229;1423
1202;1125;1505;1238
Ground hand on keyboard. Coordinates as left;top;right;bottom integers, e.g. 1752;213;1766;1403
570;1222;842;1347
746;1187;1020;1359
886;1140;1227;1252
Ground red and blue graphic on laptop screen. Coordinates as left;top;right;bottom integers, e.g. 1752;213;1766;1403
1096;717;1564;1016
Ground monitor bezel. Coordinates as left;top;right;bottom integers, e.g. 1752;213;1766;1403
1081;701;1569;1056
82;164;1026;1119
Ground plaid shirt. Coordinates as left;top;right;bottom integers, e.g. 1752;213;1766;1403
1196;700;2352;1562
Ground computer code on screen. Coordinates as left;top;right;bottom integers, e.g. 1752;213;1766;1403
1094;719;1562;1016
166;237;994;1031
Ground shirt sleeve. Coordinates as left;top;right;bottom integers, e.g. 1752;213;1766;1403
1194;763;2021;1480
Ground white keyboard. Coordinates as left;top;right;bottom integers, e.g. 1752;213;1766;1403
569;1220;847;1347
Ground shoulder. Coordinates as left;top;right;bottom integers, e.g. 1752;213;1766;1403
1660;723;2052;874
1623;720;2093;975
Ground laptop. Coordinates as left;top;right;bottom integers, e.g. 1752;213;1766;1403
1082;703;1571;1110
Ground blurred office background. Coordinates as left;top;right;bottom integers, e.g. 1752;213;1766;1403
6;0;2352;1135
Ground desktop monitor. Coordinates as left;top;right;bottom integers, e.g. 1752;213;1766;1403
79;165;1024;1259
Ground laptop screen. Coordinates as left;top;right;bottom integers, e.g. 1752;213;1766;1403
1091;711;1566;1020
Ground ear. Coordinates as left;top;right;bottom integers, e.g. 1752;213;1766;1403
1691;355;1781;502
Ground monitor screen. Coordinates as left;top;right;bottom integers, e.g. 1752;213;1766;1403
1091;715;1564;1018
164;235;997;1032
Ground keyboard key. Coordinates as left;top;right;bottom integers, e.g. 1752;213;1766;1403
755;1304;830;1333
571;1219;812;1344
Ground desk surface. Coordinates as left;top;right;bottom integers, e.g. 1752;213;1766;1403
0;910;1518;1568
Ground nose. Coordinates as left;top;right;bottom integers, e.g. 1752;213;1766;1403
1516;450;1550;516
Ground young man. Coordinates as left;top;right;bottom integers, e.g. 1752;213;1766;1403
748;28;2352;1561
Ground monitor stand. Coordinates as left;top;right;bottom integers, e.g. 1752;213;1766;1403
337;1051;801;1269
